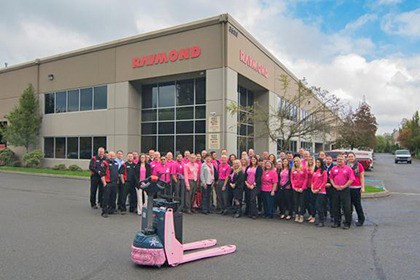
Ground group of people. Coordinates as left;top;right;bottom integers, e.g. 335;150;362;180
89;147;366;229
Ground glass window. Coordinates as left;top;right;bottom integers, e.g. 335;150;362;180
93;137;106;155
159;122;174;134
176;121;193;134
55;91;67;113
237;136;247;155
94;86;107;110
141;123;157;135
67;90;79;112
142;84;158;108
195;120;205;133
67;137;79;159
247;91;254;106
142;109;157;122
248;125;254;136
80;88;93;111
80;137;92;159
55;137;66;158
194;135;205;154
158;108;174;121
239;87;247;107
45;93;55;114
141;136;156;153
195;106;206;119
195;78;206;104
158;82;175;107
44;138;54;158
158;136;174;154
176;107;194;120
176;135;193;154
176;79;194;106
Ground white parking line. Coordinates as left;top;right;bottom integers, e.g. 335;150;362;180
389;192;420;196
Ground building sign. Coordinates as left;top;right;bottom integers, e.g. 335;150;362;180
132;46;202;68
208;134;220;150
239;50;269;78
208;115;220;132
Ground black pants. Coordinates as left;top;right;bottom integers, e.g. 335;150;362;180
102;182;117;215
284;189;294;215
315;193;327;223
326;187;333;217
245;187;258;217
117;180;125;211
293;190;305;215
332;187;352;226
201;184;212;213
257;192;263;213
222;185;233;211
261;191;275;218
350;188;365;224
120;181;137;212
305;188;316;216
90;175;103;207
277;189;286;214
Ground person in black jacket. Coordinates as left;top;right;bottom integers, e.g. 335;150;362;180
88;147;106;209
119;153;139;215
228;159;246;218
278;158;293;219
244;156;262;219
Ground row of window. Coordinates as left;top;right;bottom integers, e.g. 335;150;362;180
141;135;205;155
277;96;298;122
237;86;254;155
45;85;107;114
142;121;206;135
44;136;106;159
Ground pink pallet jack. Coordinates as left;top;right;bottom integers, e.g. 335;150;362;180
131;176;236;267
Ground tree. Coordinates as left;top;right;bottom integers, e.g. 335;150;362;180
336;101;378;150
227;75;343;151
398;111;420;155
2;84;42;152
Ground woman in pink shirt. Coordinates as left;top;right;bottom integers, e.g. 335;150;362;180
244;156;262;219
291;156;308;223
311;158;328;227
278;158;293;220
183;154;199;214
305;156;316;223
260;160;278;219
347;152;365;226
137;154;151;215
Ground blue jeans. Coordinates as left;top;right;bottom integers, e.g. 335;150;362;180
261;191;275;218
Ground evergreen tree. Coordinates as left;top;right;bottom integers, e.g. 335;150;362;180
3;84;42;152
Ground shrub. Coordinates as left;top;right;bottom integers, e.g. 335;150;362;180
22;149;44;168
52;164;67;171
68;164;82;172
12;160;22;167
0;148;17;166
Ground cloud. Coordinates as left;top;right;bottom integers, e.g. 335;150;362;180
381;8;420;38
376;0;403;5
344;14;378;32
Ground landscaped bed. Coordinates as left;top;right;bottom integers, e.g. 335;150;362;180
0;166;90;177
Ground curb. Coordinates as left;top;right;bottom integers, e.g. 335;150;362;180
362;188;390;199
0;170;90;181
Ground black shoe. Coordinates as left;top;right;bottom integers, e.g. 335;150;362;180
91;205;98;209
101;213;108;218
317;222;324;227
121;211;126;215
201;211;209;215
356;221;364;227
251;216;257;219
331;224;340;228
342;225;350;230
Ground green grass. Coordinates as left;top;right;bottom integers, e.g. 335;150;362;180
0;166;90;177
364;185;383;193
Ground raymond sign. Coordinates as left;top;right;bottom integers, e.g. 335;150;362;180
239;50;268;78
132;46;201;68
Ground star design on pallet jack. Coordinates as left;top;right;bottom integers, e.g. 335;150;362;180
149;237;159;247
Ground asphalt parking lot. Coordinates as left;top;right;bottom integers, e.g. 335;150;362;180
0;153;419;280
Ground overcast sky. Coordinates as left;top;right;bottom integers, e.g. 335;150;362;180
1;0;419;134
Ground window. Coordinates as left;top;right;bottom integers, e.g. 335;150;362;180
141;78;206;153
44;85;106;114
93;137;107;156
55;137;66;158
80;137;92;159
45;93;55;114
289;140;297;153
67;90;79;112
80;88;93;111
67;137;79;159
94;86;107;110
237;85;254;155
44;138;54;158
55;92;67;113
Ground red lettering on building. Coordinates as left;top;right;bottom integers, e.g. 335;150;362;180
132;46;202;68
239;50;269;78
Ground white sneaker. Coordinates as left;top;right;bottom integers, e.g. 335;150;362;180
295;215;300;222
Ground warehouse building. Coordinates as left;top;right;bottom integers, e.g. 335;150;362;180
0;14;334;168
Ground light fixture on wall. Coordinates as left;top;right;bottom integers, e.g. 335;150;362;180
48;74;54;81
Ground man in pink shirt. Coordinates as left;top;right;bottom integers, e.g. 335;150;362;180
216;155;232;213
152;156;171;185
183;154;199;214
149;151;161;172
182;150;191;165
330;154;355;229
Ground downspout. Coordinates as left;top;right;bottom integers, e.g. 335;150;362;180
220;14;228;151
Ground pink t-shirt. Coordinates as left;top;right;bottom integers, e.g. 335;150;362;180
171;161;184;177
139;165;147;181
152;164;171;183
246;167;257;185
150;160;160;172
261;169;278;192
291;168;308;191
306;168;314;188
349;162;364;188
280;169;290;189
184;162;199;187
218;163;231;180
311;169;327;194
330;165;355;187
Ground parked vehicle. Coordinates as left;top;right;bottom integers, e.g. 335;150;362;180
324;149;374;171
394;149;412;164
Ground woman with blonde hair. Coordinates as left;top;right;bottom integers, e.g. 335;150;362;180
291;156;308;223
228;159;246;218
260;160;278;218
305;156;316;223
